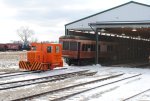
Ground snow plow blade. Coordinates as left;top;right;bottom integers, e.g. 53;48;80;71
19;61;49;71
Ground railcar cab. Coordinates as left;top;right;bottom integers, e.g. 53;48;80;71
29;43;62;63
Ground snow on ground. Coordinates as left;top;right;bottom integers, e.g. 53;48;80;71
63;65;150;101
0;51;150;100
0;51;26;72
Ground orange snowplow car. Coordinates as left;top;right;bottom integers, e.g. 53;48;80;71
19;43;63;71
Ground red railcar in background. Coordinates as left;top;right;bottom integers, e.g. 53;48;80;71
6;43;22;51
59;35;117;65
0;44;7;51
0;43;22;51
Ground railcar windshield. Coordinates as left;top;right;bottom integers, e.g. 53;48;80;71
56;46;60;53
47;46;52;53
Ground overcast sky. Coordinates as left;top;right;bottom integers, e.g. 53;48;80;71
0;0;149;43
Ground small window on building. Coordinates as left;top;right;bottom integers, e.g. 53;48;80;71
56;46;59;53
47;46;52;53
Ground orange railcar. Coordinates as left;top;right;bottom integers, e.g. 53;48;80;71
59;35;117;65
19;43;63;71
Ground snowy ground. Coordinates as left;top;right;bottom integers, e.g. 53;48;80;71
0;51;150;101
66;66;150;101
0;51;26;72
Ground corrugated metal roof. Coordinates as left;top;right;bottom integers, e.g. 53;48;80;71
65;1;150;32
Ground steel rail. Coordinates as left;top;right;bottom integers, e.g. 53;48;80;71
0;70;90;90
48;74;141;101
123;88;150;101
0;68;67;79
0;70;31;75
0;71;40;78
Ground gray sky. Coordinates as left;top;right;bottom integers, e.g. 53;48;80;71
0;0;149;43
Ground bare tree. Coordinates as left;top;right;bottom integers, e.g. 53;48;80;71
17;26;34;47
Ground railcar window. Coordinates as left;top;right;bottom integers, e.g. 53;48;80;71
82;44;88;51
93;45;100;51
82;44;85;51
87;44;91;52
63;41;69;50
82;44;95;51
56;46;59;53
47;46;52;53
85;44;88;51
70;42;77;51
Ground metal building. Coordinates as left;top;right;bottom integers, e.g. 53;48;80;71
65;1;150;64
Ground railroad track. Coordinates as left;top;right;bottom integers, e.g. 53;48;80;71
0;70;96;91
123;88;150;101
11;73;142;101
0;68;67;79
0;70;41;79
8;73;122;101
